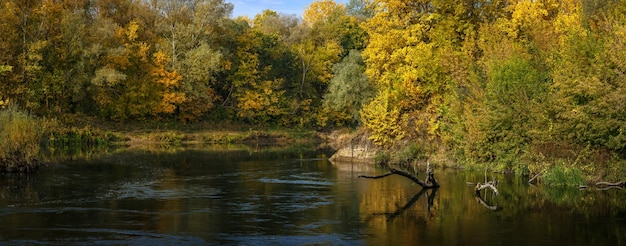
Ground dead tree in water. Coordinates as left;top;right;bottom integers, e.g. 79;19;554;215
358;162;440;189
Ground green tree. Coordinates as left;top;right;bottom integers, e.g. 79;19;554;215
322;50;374;126
481;55;549;170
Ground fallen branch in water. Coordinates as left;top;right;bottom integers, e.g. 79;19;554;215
578;181;625;190
472;168;499;195
596;181;625;187
358;172;394;179
359;162;439;188
474;181;499;196
594;181;625;190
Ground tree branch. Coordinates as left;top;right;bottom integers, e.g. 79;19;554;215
359;164;439;189
358;172;394;179
595;181;625;187
474;181;499;196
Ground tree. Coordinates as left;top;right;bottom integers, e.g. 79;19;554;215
151;50;185;115
346;0;374;18
322;50;374;126
172;0;233;121
548;0;626;154
481;55;549;169
227;28;287;123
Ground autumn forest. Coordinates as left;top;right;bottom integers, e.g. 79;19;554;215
1;0;625;180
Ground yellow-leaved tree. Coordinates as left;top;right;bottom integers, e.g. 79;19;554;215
152;50;186;115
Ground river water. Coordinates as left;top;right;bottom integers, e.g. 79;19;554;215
0;146;624;245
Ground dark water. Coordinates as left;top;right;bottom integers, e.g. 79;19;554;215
1;146;625;245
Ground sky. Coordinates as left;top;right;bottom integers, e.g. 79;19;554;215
228;0;349;18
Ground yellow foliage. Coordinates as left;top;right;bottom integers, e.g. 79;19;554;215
151;50;185;115
124;20;140;42
303;0;345;26
0;98;9;109
152;51;182;88
507;0;549;36
156;92;186;114
237;80;286;120
360;90;407;147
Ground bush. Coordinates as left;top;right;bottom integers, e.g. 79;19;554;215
0;106;44;172
542;164;585;186
392;143;424;166
374;151;391;166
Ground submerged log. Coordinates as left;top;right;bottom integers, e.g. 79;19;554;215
359;162;440;188
595;181;625;187
594;181;625;190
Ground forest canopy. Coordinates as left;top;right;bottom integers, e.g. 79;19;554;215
0;0;625;177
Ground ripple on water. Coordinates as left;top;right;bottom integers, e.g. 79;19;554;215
257;178;334;186
6;228;206;246
110;181;222;200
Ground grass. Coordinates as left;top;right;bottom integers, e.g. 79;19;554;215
0;108;321;173
0;106;44;172
541;164;585;186
51;113;320;148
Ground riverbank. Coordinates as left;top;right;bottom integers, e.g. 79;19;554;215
3;108;623;187
1;111;324;173
47;114;322;147
327;130;626;187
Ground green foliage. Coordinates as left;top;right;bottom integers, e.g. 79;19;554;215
542;164;585;187
391;142;424;166
1;0;626;181
323;50;374;126
45;125;118;149
479;55;548;171
356;0;626;181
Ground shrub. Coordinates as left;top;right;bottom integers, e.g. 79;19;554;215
392;143;424;166
374;151;391;166
542;164;585;186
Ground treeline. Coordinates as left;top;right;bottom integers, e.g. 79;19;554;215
360;0;626;179
1;0;625;178
0;0;368;126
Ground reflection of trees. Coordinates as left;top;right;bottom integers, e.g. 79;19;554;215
365;188;438;222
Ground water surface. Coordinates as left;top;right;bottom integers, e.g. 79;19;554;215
0;146;624;245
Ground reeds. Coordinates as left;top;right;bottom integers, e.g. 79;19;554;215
0;105;43;173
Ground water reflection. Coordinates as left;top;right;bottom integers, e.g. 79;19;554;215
0;147;624;245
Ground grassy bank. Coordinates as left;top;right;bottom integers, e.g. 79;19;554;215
55;114;319;147
1;109;321;173
331;129;625;187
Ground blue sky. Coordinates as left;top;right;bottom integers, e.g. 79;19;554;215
228;0;349;18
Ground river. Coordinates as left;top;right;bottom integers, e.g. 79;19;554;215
0;146;624;245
